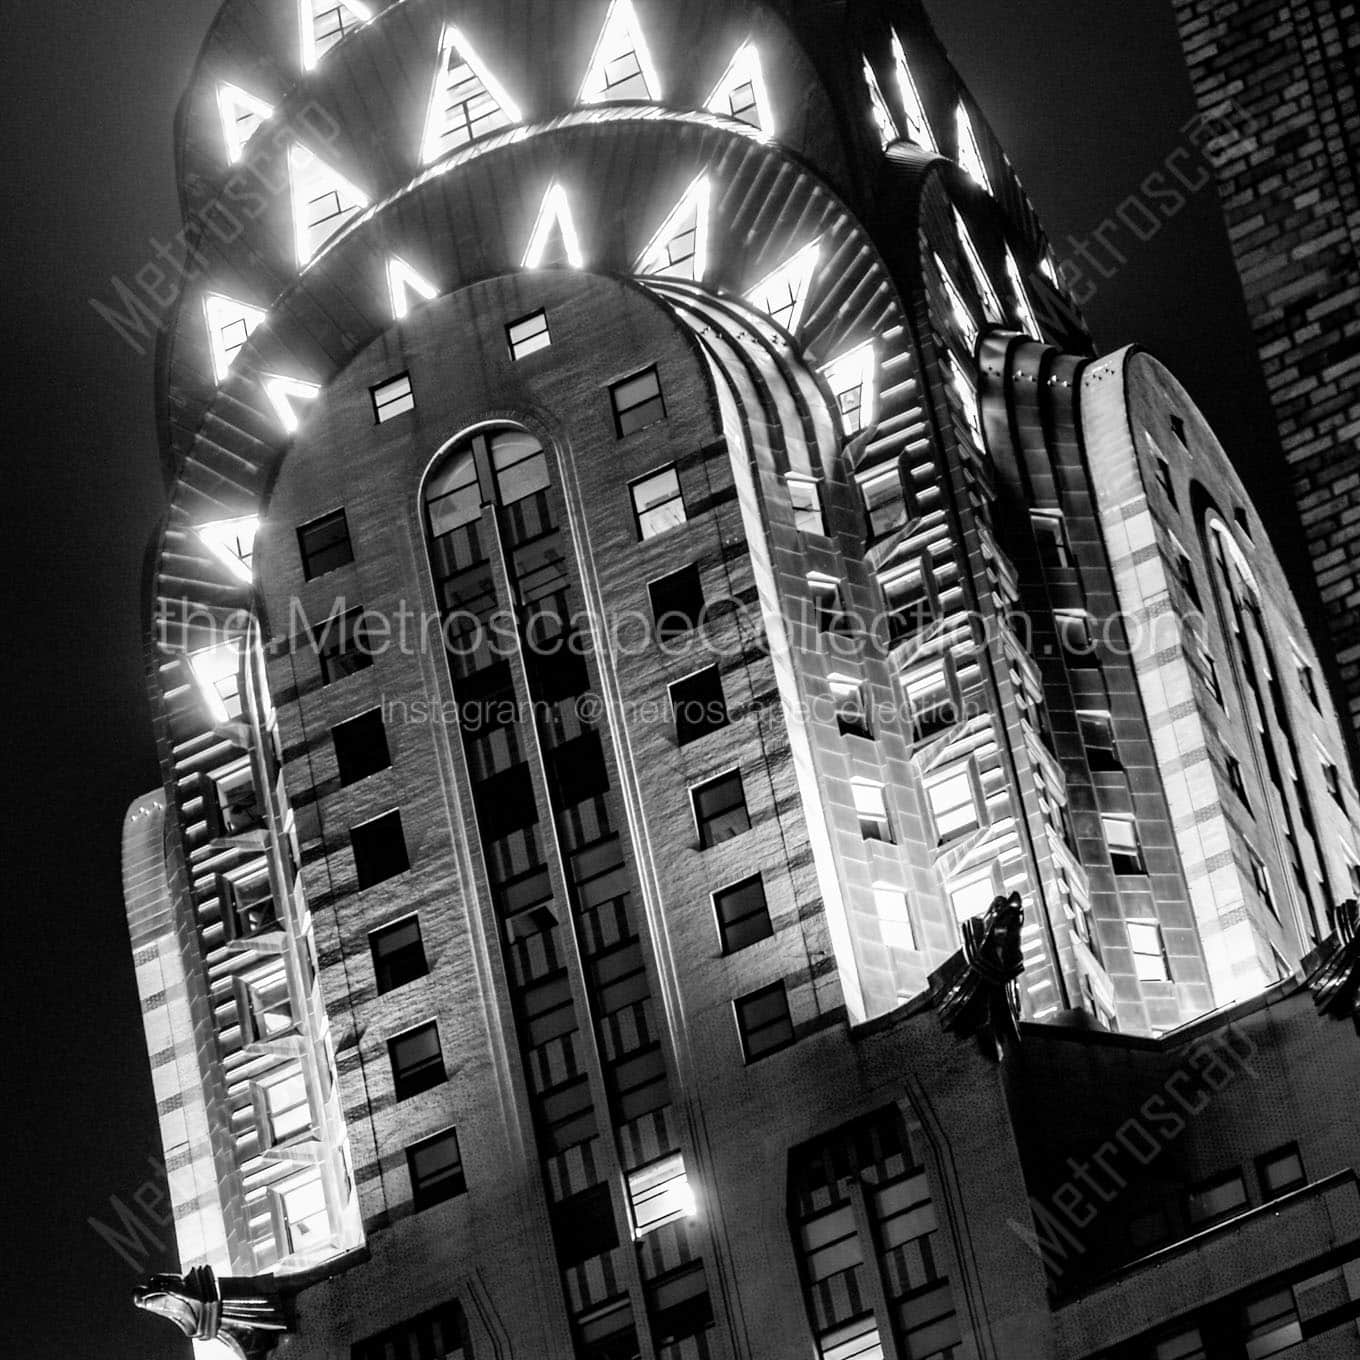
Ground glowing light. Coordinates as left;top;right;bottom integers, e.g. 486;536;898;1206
952;210;1003;323
190;642;244;725
955;103;991;193
202;294;267;384
746;239;821;336
706;40;773;136
196;517;260;585
288;143;369;267
523;183;584;269
891;33;936;152
863;59;897;150
1039;251;1060;287
637;175;712;283
822;342;879;434
216;83;275;164
421;23;522;165
386;256;439;320
299;0;372;71
262;374;322;433
580;0;660;104
1004;247;1042;337
933;253;978;351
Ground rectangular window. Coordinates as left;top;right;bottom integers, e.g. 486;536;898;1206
1249;850;1276;916
221;863;278;939
298;509;354;580
670;667;728;745
630;465;686;540
852;779;894;843
647;1260;713;1347
551;1182;619;1267
371;372;415;423
1152;1328;1206;1360
859;464;907;540
1256;1143;1306;1200
1103;815;1146;875
874;884;916;950
648;563;705;641
406;1127;466;1210
541;1076;596;1154
574;1298;637;1360
1055;611;1099;668
692;770;750;847
627;1151;692;1236
735;981;794;1062
1241;1289;1301;1359
1186;1168;1247;1226
332;708;391;785
788;474;826;535
949;868;1000;924
1127;918;1170;982
610;1045;669;1122
370;916;427;993
925;767;978;842
611;366;666;436
1078;711;1121;771
389;1021;445;1101
714;874;774;953
800;1202;862;1284
258;1068;312;1144
829;674;872;740
210;758;264;837
809;574;850;635
507;308;551;359
350;809;410;888
315;606;374;684
1031;512;1073;573
240;960;295;1042
275;1170;330;1255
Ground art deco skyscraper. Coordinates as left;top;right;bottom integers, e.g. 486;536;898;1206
121;2;1360;1357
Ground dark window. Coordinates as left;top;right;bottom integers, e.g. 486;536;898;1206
714;875;773;953
670;667;728;745
609;1045;669;1122
406;1127;466;1210
611;365;666;436
370;916;427;993
1055;611;1099;668
1225;755;1250;807
574;1297;638;1360
1322;753;1345;807
647;1261;714;1346
332;708;391;785
350;809;410;888
788;475;825;535
548;730;610;809
1257;1143;1306;1200
630;465;686;540
1294;649;1320;707
1078;712;1121;771
692;770;750;847
315;606;373;684
298;510;354;580
1032;513;1073;573
590;941;649;1016
1186;1169;1247;1227
1176;553;1203;609
221;865;278;939
1234;505;1252;538
371;372;414;423
507;308;551;360
1155;454;1179;509
552;1182;619;1267
352;1302;469;1360
831;676;872;740
735;981;794;1062
472;764;539;840
1103;816;1146;876
648;564;705;641
389;1021;445;1101
541;1076;597;1154
1169;413;1187;445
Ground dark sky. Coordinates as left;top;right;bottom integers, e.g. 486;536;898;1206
0;2;1310;1357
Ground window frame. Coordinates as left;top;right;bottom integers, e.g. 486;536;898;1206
388;1019;446;1102
349;808;410;889
369;914;428;994
669;666;728;746
331;707;392;786
712;873;774;954
629;464;687;541
506;308;552;360
297;508;354;581
690;769;751;848
370;371;415;424
610;365;666;437
406;1125;467;1211
734;980;795;1063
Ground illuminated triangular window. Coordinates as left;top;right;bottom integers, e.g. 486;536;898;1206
580;0;660;104
523;184;584;269
421;24;521;164
197;517;260;585
300;0;372;70
955;103;991;193
190;643;244;725
1039;251;1060;287
263;374;322;433
706;40;772;135
822;343;878;435
863;59;897;150
1005;248;1042;337
217;83;275;164
637;176;712;282
941;352;984;449
386;257;439;319
288;144;369;267
891;33;936;152
933;253;978;351
953;210;1003;323
203;294;268;383
746;239;821;336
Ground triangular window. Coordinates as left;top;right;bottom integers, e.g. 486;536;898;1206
421;23;521;164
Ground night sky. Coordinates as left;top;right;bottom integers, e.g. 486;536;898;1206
0;2;1314;1357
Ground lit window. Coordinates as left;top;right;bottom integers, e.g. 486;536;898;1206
670;667;728;745
370;916;427;994
1031;512;1073;573
386;256;439;320
1078;712;1121;772
262;373;321;433
953;209;1003;322
314;606;373;684
714;875;774;953
1257;1143;1306;1200
933;253;978;349
425;445;482;537
1292;642;1320;707
862;58;897;149
580;0;660;103
627;1151;693;1235
240;960;295;1042
203;293;267;383
943;354;985;447
190;643;244;724
1127;918;1169;981
507;309;551;360
874;884;916;950
829;674;872;740
1004;246;1041;335
649;563;705;642
297;509;353;580
288;143;368;266
490;429;550;505
955;102;991;192
822;343;878;434
1187;1168;1248;1225
746;240;821;334
1241;1289;1302;1360
406;1127;466;1210
787;475;826;535
300;0;372;68
1104;817;1146;876
216;83;275;165
859;464;907;540
221;863;277;939
389;1021;445;1101
350;809;410;889
852;779;894;843
891;32;936;151
522;182;584;269
637;175;711;282
631;465;686;540
197;516;259;585
371;372;414;424
692;770;750;848
925;766;978;841
949;869;999;923
735;981;794;1061
332;708;390;786
274;1170;330;1256
611;366;666;436
706;39;772;134
420;23;521;164
258;1068;312;1144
